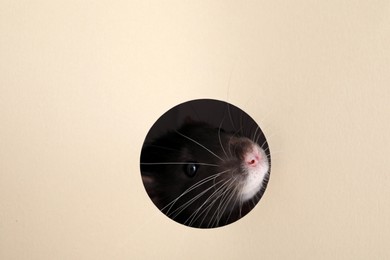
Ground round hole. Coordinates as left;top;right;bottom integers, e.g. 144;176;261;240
140;99;271;228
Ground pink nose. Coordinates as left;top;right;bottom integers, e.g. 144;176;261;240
247;156;258;166
245;149;260;167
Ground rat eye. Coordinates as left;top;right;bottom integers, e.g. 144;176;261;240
184;162;198;177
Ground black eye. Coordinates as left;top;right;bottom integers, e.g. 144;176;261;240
184;162;198;177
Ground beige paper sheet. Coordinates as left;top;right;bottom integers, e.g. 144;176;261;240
1;1;389;259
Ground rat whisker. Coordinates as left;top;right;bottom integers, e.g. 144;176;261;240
174;130;224;161
162;170;229;215
186;178;234;227
218;119;229;159
140;162;219;167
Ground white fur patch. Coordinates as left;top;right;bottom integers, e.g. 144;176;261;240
240;145;269;201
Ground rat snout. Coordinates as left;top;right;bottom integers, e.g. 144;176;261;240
244;147;261;168
228;137;261;164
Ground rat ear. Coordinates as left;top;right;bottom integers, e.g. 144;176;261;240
141;174;154;187
141;174;155;190
141;173;159;201
183;116;195;124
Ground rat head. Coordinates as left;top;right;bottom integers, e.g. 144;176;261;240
140;120;270;228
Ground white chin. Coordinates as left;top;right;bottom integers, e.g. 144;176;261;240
240;161;269;202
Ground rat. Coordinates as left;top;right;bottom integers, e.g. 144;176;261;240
140;119;270;228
